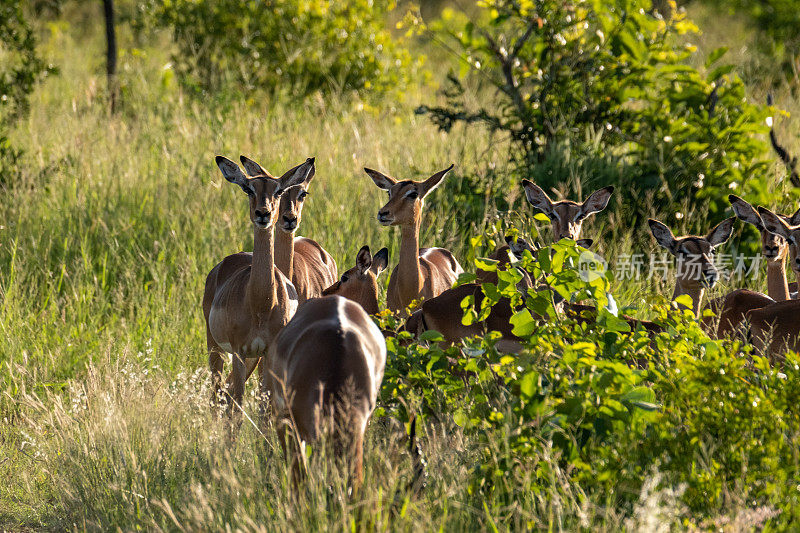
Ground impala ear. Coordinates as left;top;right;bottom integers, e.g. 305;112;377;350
789;206;800;226
364;168;397;190
728;194;763;229
521;180;555;217
371;247;389;275
239;155;272;177
278;157;315;191
648;219;677;253
578;186;614;220
216;156;251;194
758;206;792;239
418;164;454;198
706;216;735;248
356;245;373;275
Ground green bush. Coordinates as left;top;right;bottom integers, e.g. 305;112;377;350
417;0;775;227
139;0;423;101
0;0;52;184
377;238;800;526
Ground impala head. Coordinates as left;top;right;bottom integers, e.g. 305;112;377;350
240;155;316;233
215;156;315;230
757;206;800;273
322;246;389;314
365;164;455;226
521;180;614;242
648;217;735;290
729;194;788;263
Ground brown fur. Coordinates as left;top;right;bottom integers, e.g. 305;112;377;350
521;181;613;241
366;166;463;314
203;156;312;427
266;296;386;490
648;217;735;317
321;246;389;315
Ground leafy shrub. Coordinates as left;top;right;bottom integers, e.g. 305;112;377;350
377;237;800;526
417;0;774;226
138;0;423;101
0;0;52;184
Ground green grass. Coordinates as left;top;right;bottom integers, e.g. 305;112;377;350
2;5;800;530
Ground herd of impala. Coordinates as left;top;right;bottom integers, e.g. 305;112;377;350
201;135;800;489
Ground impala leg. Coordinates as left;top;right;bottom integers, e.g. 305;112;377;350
224;357;260;396
351;430;365;495
227;353;247;438
207;324;226;411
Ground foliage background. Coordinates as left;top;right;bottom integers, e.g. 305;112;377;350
2;0;800;529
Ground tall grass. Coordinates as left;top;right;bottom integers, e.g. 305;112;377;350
1;5;798;529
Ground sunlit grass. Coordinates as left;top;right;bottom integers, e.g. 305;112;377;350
2;5;799;529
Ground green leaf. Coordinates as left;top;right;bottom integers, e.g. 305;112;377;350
510;308;536;337
418;329;444;342
519;371;539;398
475;257;498;271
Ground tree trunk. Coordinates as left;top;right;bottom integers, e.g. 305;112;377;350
102;0;118;113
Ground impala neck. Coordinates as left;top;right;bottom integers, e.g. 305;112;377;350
358;285;380;315
275;229;295;281
672;282;703;318
766;259;790;302
398;218;423;302
248;225;277;315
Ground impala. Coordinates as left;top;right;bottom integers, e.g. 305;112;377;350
705;196;798;338
216;156;340;395
321;245;389;314
648;217;735;318
521;180;614;241
265;294;386;489
366;165;463;314
729;195;797;300
240;155;338;300
202;156;313;423
742;207;800;360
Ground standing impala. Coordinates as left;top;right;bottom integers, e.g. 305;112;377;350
759;206;800;289
366;165;463;314
265;294;386;490
739;207;800;360
220;156;339;390
521;180;614;241
321;246;389;314
202;156;313;422
239;155;338;300
705;197;799;338
729;195;797;300
648;217;735;318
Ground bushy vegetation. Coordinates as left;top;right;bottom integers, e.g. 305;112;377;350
418;0;778;225
3;0;800;530
137;0;424;100
0;0;51;182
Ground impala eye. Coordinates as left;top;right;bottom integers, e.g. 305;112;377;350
341;274;349;283
405;191;418;200
298;191;308;201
